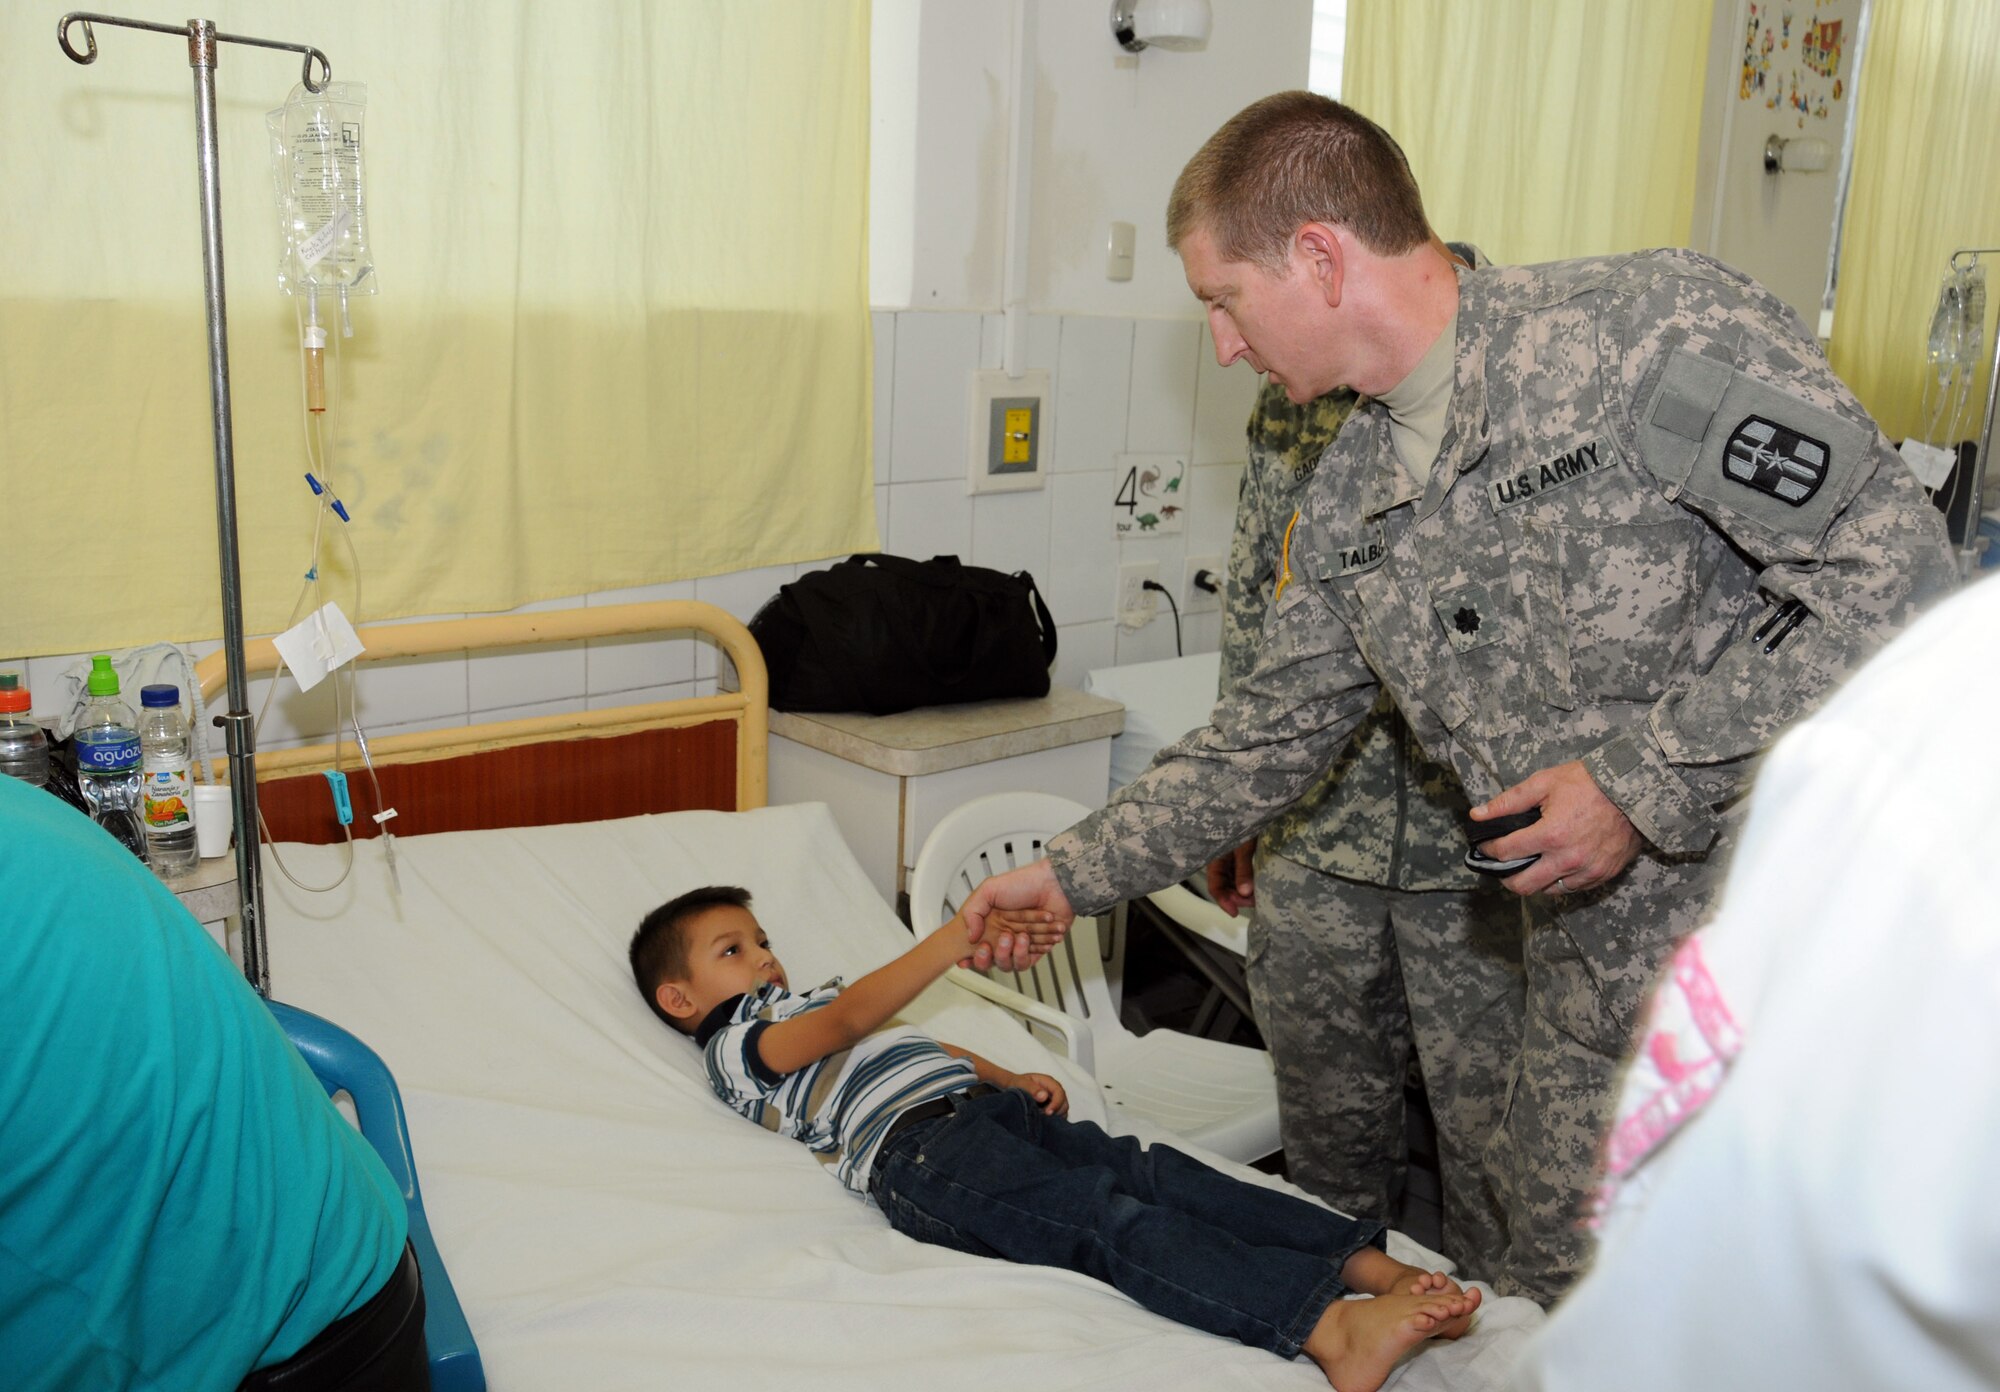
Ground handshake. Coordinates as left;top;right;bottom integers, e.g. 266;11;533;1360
941;856;1077;973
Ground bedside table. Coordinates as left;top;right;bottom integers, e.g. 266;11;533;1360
768;686;1124;914
165;855;240;952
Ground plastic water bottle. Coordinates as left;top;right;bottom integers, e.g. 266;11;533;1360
0;674;49;788
138;683;199;877
75;656;147;862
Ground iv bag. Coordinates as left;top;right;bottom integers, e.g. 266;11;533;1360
268;82;377;298
1925;263;1985;371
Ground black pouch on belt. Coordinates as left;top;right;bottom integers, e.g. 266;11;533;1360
749;554;1058;716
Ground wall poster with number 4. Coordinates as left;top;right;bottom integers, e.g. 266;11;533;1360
1111;454;1187;537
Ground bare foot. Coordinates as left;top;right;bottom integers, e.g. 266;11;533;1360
1341;1247;1465;1298
1339;1251;1480;1341
1301;1288;1483;1391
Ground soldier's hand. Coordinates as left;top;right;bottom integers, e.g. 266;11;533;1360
1205;841;1258;916
960;859;1076;971
1471;760;1643;898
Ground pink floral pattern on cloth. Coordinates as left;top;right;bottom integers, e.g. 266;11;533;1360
1590;934;1744;1226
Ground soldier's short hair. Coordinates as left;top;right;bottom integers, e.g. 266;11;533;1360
1167;90;1431;270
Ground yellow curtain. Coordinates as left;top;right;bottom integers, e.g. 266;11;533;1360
0;2;875;657
1828;0;2000;444
1343;0;1714;266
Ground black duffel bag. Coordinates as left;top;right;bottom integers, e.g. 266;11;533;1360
749;554;1058;715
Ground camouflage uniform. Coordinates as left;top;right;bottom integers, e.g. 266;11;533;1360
1047;250;1956;1303
1229;379;1523;1278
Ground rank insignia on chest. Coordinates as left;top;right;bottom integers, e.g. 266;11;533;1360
1486;439;1615;513
1721;415;1828;507
1431;578;1510;654
1329;522;1388;579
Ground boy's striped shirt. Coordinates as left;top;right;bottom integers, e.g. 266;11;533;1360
697;980;978;1195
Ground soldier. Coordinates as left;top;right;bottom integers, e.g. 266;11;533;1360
1221;373;1523;1279
968;90;1957;1303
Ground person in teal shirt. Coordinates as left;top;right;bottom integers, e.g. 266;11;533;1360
0;772;420;1390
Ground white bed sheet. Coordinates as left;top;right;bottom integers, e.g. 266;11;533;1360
263;803;1539;1391
1085;652;1223;793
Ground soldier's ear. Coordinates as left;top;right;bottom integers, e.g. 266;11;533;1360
1294;222;1344;308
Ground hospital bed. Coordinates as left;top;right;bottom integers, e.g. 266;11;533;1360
211;604;1540;1391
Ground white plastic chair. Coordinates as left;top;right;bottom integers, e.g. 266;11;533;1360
910;792;1281;1164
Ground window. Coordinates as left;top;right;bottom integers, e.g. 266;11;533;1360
1309;0;1348;99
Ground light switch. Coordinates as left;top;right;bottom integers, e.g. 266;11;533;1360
1002;406;1035;464
1107;221;1136;282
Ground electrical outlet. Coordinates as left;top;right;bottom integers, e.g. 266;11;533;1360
1183;555;1224;615
1116;561;1159;628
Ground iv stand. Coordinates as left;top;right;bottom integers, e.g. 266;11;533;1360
1950;247;2000;574
58;13;332;998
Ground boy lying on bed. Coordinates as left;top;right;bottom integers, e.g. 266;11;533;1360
629;885;1480;1391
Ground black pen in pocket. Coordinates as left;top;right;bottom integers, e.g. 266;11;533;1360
1764;605;1809;654
1754;598;1802;644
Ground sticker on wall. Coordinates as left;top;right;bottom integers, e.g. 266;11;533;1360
1742;0;1848;129
1111;454;1187;537
1803;18;1842;77
1740;3;1773;100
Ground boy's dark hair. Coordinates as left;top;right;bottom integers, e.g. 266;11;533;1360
629;885;753;1028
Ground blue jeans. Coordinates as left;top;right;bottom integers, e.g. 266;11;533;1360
867;1087;1385;1358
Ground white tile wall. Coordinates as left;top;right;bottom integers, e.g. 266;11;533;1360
467;596;587;715
1050;619;1116;693
471;695;589;726
1046;470;1118;626
3;311;1259;749
584;579;700;697
1188;461;1247;561
979;313;1061;375
1126;319;1202;455
586;679;696;712
884;478;973;565
1052;316;1134;474
1192;323;1263;465
871;311;895;483
693;563;797;689
970;487;1051;582
249;651;471;752
888;312;982;484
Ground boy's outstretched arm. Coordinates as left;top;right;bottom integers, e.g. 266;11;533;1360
755;910;1047;1076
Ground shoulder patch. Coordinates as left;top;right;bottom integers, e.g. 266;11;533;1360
1720;416;1828;506
1641;356;1874;558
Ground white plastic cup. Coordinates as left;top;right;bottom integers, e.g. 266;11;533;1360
192;783;234;859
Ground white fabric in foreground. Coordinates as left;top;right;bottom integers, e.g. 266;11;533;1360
1086;652;1224;793
1514;574;2000;1390
264;802;1540;1391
